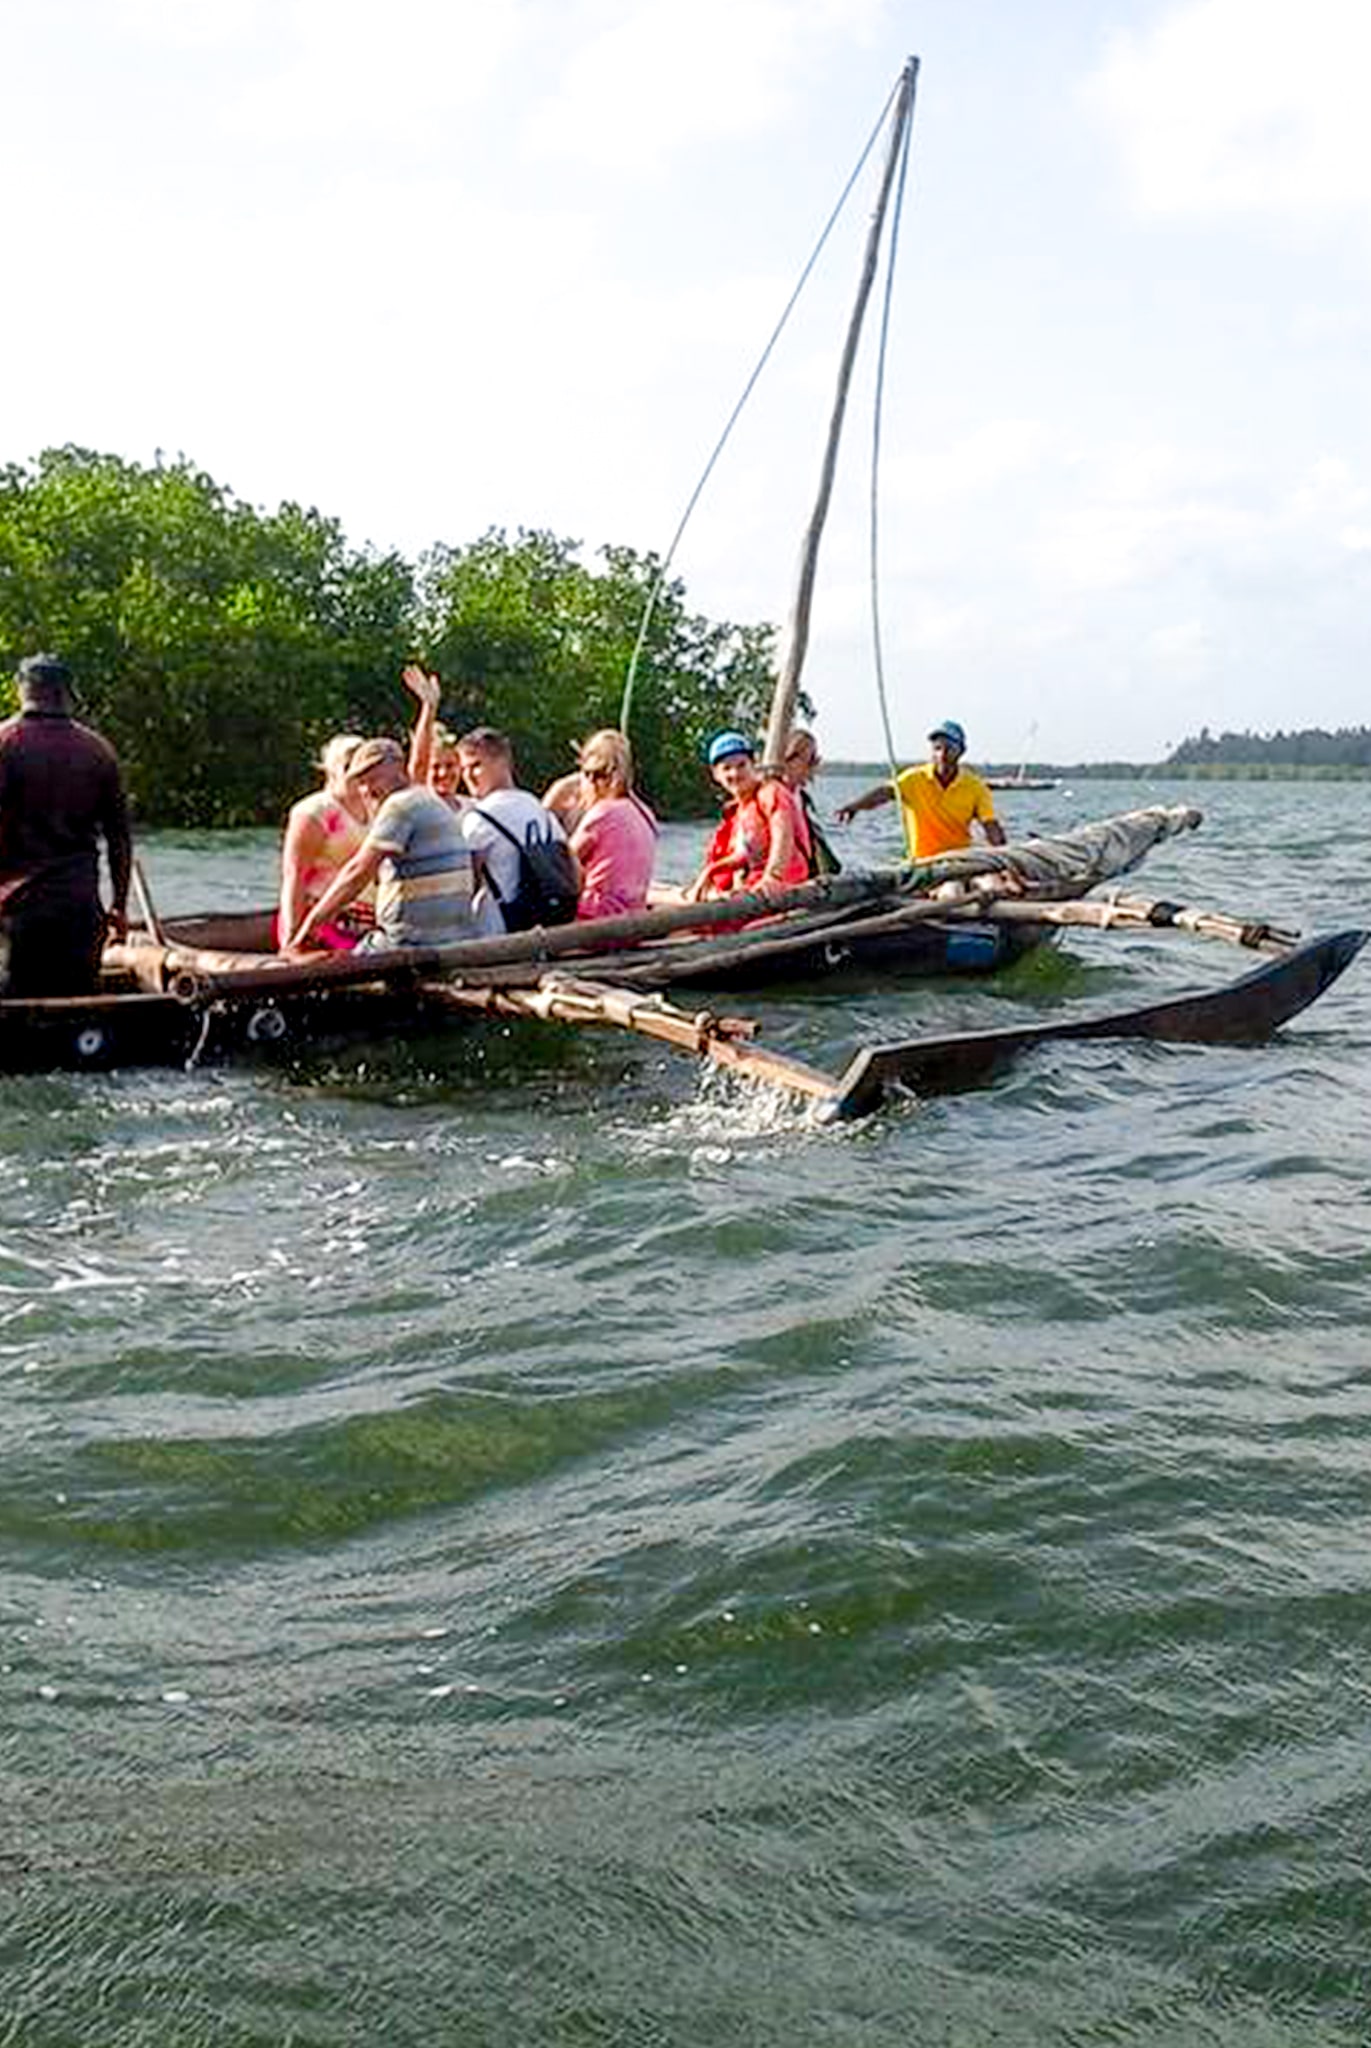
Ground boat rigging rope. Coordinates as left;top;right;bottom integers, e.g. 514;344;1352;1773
867;61;919;850
617;71;906;740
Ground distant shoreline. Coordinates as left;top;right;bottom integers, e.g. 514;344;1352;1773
823;762;1371;783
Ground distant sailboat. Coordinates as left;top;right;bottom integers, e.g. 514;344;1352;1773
986;766;1061;791
986;724;1060;791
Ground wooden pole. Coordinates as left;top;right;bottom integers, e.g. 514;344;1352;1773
970;893;1301;955
421;977;842;1106
105;880;1299;1013
110;870;898;1004
131;857;166;947
762;56;920;768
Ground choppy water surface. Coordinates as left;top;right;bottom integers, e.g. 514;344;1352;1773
2;779;1370;2046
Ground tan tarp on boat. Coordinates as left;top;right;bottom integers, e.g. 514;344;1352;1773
902;802;1202;899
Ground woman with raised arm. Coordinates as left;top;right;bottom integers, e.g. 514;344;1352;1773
403;663;464;807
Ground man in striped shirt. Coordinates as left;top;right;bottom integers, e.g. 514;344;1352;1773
283;737;478;952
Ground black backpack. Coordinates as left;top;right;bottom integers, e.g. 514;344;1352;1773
473;807;580;931
802;791;842;877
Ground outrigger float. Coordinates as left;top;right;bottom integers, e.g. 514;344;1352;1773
3;802;1364;1116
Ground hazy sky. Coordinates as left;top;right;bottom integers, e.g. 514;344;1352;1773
4;0;1369;762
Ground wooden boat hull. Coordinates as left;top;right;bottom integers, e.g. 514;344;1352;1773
2;927;1364;1104
618;912;1044;991
0;980;479;1076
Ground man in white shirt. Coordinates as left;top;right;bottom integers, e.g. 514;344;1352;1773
455;727;575;934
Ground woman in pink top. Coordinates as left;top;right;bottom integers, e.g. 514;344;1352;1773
277;733;372;950
570;730;658;921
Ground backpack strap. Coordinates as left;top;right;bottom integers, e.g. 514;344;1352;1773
471;805;523;850
470;804;524;904
470;804;564;898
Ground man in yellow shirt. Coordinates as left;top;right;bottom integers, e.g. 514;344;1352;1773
835;719;1007;860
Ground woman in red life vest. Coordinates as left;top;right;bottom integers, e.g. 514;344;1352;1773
685;730;809;902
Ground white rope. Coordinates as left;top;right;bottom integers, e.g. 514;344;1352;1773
868;60;919;849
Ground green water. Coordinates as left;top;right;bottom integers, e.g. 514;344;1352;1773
2;781;1369;2045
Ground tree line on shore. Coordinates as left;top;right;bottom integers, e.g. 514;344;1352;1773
834;730;1371;783
0;446;783;827
1164;725;1371;772
5;447;1360;819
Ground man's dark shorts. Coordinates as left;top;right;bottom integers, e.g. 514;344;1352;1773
0;893;106;998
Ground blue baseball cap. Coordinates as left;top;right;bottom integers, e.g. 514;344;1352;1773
706;729;755;767
928;719;966;752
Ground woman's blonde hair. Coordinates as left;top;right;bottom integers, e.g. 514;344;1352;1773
578;728;634;790
319;733;366;787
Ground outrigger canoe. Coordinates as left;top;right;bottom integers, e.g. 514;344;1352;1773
1;803;1364;1113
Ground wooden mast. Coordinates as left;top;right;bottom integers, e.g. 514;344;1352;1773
762;56;919;768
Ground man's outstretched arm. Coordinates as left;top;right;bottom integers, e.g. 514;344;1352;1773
834;782;897;825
